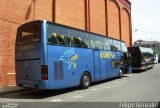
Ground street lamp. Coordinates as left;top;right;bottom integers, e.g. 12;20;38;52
133;29;138;32
132;29;138;46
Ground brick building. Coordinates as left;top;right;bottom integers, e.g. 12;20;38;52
0;0;132;87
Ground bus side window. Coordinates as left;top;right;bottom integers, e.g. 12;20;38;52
111;45;115;51
81;40;88;48
121;42;128;53
73;37;82;47
89;34;103;50
95;41;100;49
64;37;71;46
70;29;89;48
47;23;70;46
108;39;113;51
113;40;121;52
48;33;59;45
112;40;117;51
56;35;68;46
103;38;111;50
90;40;94;49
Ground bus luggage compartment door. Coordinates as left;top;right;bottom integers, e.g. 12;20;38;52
16;59;41;80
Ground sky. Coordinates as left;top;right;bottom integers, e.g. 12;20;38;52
131;0;160;43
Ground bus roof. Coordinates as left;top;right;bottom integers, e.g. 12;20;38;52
128;46;153;53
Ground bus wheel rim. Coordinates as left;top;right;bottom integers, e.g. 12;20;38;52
120;69;123;76
83;75;89;86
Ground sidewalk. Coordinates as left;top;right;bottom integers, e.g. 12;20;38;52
0;86;26;95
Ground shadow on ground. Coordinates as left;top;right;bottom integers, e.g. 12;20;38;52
0;76;128;100
131;67;153;74
156;102;160;108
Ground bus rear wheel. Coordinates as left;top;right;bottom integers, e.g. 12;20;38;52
80;72;91;89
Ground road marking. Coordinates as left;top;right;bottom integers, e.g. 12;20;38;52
50;99;62;102
75;95;82;98
101;86;111;89
129;74;134;76
91;88;98;91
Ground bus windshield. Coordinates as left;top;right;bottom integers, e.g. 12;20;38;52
16;21;41;61
16;22;41;45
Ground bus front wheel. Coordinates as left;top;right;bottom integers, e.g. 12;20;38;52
119;68;124;78
145;65;148;71
80;72;91;89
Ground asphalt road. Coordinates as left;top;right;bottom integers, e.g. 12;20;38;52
0;64;160;107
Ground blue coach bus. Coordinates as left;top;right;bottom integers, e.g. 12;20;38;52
15;20;132;89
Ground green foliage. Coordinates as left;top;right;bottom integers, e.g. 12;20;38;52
153;49;160;56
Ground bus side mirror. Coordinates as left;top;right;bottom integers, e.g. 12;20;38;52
123;53;128;58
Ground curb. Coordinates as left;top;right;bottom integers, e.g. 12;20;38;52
0;86;27;95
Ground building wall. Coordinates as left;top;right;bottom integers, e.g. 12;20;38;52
121;8;131;47
89;0;106;35
0;0;52;87
55;0;85;30
0;0;131;87
55;0;131;45
108;0;121;39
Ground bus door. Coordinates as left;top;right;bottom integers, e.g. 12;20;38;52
100;51;112;80
127;53;132;74
90;34;103;81
111;52;120;77
123;52;132;74
106;51;114;78
93;49;101;81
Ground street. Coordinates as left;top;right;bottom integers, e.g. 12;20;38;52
0;64;160;107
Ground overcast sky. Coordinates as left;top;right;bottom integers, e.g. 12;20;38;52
131;0;160;43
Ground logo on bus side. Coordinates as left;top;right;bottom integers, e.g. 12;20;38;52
60;48;78;70
100;52;115;59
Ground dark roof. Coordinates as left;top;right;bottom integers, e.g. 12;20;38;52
134;40;160;45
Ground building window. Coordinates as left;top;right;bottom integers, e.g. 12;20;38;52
153;44;155;47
